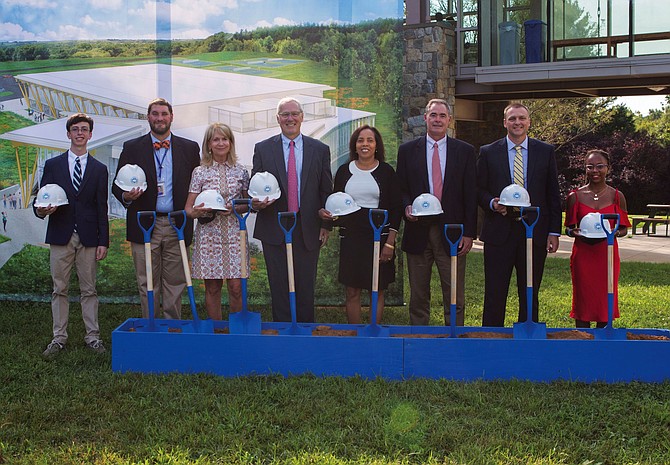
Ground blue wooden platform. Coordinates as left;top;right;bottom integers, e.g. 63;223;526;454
111;319;670;382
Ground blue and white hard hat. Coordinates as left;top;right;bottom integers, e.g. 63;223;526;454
411;193;443;216
248;171;281;201
579;212;612;239
325;192;361;216
34;184;68;207
114;164;147;191
194;189;227;211
498;183;531;207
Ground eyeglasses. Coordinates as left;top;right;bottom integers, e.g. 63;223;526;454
585;163;608;171
70;126;90;133
278;111;302;118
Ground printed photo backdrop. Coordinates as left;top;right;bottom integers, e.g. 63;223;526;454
0;0;404;307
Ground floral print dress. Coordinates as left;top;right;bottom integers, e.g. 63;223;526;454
189;161;250;279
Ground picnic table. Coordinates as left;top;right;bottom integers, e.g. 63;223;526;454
632;204;670;236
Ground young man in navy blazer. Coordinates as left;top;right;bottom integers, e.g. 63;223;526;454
477;102;562;326
112;98;200;320
396;99;477;326
35;113;109;359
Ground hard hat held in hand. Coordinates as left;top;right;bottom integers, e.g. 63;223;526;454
194;189;228;211
35;184;69;207
498;183;531;207
411;193;443;216
114;164;147;191
248;171;281;200
579;212;612;239
325;192;361;216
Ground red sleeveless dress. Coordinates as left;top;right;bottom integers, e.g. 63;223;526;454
565;190;631;322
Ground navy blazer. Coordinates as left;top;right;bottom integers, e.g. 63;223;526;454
251;134;333;250
112;133;200;245
396;136;477;254
477;137;562;246
34;152;109;248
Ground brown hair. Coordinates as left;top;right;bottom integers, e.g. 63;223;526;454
66;113;93;132
147;98;173;116
503;102;530;118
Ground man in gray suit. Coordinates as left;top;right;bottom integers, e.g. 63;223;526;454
251;97;333;322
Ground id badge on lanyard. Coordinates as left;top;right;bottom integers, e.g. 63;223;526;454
155;147;168;197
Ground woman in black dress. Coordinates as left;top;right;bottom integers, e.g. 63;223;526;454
323;125;402;323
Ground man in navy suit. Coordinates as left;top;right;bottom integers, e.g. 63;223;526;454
396;99;477;326
112;98;200;320
477;102;562;326
251;97;332;322
35;113;109;359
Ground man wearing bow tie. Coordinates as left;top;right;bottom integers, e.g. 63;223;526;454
112;98;200;319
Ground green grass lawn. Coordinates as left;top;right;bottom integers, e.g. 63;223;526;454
2;254;670;464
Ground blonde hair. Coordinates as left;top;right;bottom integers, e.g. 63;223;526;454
201;123;237;166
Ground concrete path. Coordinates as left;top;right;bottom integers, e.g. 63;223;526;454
0;207;48;267
471;233;670;264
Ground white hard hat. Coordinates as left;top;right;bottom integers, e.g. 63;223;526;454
499;183;531;207
411;193;443;216
194;189;228;210
248;171;281;200
114;164;147;191
325;192;361;216
35;184;68;207
579;212;612;239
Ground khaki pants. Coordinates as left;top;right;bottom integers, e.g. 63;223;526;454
131;216;185;319
50;233;100;344
406;224;467;326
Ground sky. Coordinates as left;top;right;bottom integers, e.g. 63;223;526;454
616;95;668;116
0;0;404;42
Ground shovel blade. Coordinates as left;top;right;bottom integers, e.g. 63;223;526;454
513;321;547;339
278;323;312;335
228;310;262;334
594;327;628;340
358;324;390;338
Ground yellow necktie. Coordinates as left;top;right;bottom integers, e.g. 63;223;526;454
513;145;524;187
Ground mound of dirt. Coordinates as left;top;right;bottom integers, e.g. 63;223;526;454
312;325;358;337
458;331;513;339
547;330;594;340
627;332;670;341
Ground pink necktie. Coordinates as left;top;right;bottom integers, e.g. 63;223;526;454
431;142;443;201
287;140;299;212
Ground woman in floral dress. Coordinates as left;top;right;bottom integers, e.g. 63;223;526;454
186;123;250;319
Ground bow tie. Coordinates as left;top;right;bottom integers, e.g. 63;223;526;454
153;140;170;150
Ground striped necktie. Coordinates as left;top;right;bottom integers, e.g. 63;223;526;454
73;157;82;192
513;145;524;187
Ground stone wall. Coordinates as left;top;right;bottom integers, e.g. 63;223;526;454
402;21;456;142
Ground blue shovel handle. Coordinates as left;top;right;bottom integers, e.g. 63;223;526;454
233;199;252;230
368;209;388;239
519;206;540;238
278;211;297;243
444;224;464;257
601;213;621;246
167;210;187;241
137;211;156;243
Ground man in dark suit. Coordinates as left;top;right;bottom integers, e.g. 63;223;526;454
251;97;333;322
35;113;109;359
477;102;562;326
396;99;477;326
112;98;200;320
